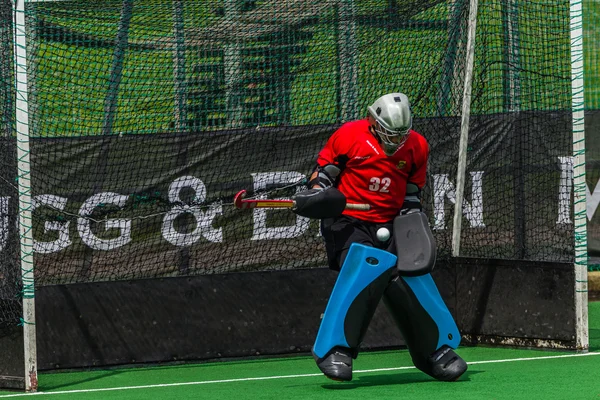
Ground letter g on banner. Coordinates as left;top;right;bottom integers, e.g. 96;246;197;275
162;176;223;246
78;192;132;251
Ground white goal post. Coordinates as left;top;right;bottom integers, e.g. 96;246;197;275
569;0;589;351
12;0;37;392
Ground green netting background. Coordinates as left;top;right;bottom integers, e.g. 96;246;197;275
0;0;591;329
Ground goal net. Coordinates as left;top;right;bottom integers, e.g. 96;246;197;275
0;0;588;391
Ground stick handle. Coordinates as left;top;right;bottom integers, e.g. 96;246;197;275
345;203;370;211
234;190;370;211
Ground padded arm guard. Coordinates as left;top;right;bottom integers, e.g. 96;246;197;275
308;164;341;189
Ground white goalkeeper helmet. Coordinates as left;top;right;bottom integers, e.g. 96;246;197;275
367;93;413;156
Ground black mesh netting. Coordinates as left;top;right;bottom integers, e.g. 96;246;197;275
0;0;579;330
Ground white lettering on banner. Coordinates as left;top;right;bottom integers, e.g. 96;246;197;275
433;172;485;230
250;171;310;240
587;180;600;221
0;197;8;252
557;156;574;224
557;156;600;223
33;194;71;253
78;192;132;251
9;161;599;253
161;175;223;246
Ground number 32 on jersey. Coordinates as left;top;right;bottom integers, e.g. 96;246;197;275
368;177;391;192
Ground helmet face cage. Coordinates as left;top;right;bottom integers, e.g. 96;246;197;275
367;93;413;156
372;119;411;148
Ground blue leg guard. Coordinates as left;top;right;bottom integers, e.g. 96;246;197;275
383;274;467;381
312;243;396;381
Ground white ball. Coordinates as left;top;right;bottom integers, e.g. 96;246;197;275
376;227;390;242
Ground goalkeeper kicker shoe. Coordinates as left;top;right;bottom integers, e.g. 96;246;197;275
425;345;468;382
314;347;353;382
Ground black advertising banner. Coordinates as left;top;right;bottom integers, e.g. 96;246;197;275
2;112;596;286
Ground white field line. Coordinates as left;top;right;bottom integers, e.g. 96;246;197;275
0;352;599;398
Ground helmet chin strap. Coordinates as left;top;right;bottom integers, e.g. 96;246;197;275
369;119;408;156
370;128;399;156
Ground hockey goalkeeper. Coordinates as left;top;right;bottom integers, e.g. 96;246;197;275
292;92;467;382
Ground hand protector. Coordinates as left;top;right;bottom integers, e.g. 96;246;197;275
401;183;422;215
292;187;347;219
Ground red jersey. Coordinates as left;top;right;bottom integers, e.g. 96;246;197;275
317;119;429;223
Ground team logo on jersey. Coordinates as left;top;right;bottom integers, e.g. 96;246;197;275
397;160;406;170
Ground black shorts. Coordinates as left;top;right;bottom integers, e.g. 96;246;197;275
320;215;395;271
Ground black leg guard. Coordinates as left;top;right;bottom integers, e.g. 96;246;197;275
383;274;467;381
312;243;397;381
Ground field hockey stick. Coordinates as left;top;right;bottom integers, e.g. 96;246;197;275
233;190;370;211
